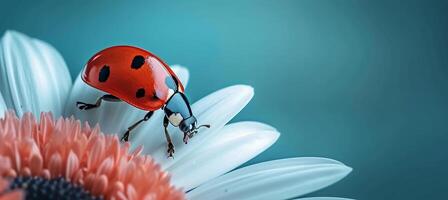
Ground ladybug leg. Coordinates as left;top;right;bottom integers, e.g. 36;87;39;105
77;94;120;110
183;132;189;144
121;111;154;142
102;94;121;102
163;116;175;158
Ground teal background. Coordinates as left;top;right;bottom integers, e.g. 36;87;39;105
1;0;447;199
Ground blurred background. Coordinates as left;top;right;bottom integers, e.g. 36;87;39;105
1;0;447;199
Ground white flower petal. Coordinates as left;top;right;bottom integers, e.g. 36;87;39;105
187;157;352;200
0;30;72;117
136;85;254;169
169;121;280;191
295;198;354;200
0;92;7;117
65;66;189;135
170;64;189;87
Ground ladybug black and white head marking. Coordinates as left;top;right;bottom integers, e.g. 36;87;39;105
163;92;209;138
163;92;191;126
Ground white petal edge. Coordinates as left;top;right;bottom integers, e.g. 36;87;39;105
0;30;72;118
136;85;254;169
295;198;355;200
187;157;352;200
65;65;189;135
0;92;6;118
169;121;280;191
170;64;189;86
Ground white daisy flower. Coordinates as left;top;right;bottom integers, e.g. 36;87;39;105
0;30;353;200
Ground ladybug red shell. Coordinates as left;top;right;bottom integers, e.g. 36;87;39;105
77;45;209;157
82;45;184;111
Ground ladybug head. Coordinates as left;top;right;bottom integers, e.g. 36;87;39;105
179;116;211;138
164;92;210;137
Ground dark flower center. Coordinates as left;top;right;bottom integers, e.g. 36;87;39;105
7;176;103;200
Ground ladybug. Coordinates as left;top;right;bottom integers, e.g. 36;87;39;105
76;45;209;157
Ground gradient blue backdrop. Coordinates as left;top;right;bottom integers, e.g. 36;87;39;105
1;1;447;199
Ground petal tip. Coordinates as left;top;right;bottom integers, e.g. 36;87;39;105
170;65;190;86
3;29;15;37
2;30;26;41
261;129;280;143
227;84;255;100
341;165;353;175
329;163;352;183
170;65;189;75
170;64;187;70
271;130;281;140
235;84;254;94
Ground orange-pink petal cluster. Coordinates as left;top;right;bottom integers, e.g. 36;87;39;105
0;111;184;200
0;177;22;200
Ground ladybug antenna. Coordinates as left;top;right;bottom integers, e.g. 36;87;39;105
187;124;210;138
196;124;211;130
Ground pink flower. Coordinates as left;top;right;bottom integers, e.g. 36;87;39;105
0;111;184;200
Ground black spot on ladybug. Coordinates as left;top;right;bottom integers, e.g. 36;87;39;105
131;55;145;69
136;88;145;98
98;65;110;82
